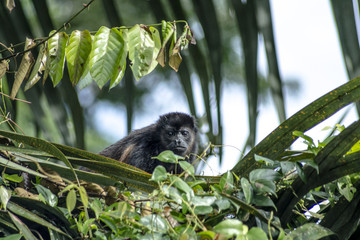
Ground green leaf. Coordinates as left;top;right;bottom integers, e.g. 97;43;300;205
152;150;183;164
178;160;195;175
254;154;275;165
157;21;174;67
219;171;234;194
241;177;253;204
194;205;213;215
295;162;307;183
66;189;77;214
0;130;78;183
35;184;58;207
89;26;128;88
128;24;161;80
234;76;360;177
286;223;334;240
78;186;89;209
8;212;38;240
48;31;68;86
213;219;248;238
249;169;281;182
197;231;216;239
252;194;276;209
3;173;23;183
252;179;276;195
150;165;168;182
7;201;66;236
215;199;231;212
0;185;11;210
247;227;268;240
65;30;92;85
99;215;117;233
0;234;22;240
109;29;128;89
169;175;194;199
139;214;167;233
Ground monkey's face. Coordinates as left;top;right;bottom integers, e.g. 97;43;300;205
160;126;194;156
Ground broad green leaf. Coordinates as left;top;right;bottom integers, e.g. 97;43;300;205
194;205;213;215
169;175;194;199
213;219;248;238
3;173;23;183
78;185;88;208
128;24;161;80
48;31;68;86
7;201;66;235
252;194;276;209
197;231;216;239
25;43;47;91
252;179;276;195
89;26;128;88
8;212;37;240
35;184;58;207
249;169;281;182
215;199;231;212
254;154;275;165
286;223;334;240
11;38;35;99
66;189;77;214
247;227;268;240
192;196;216;207
221;193;280;230
65;30;92;85
178;160;195;175
219;171;234;194
152;150;183;163
0;185;11;210
139;214;167;233
150;165;168;182
109;29;128;89
241;177;253;204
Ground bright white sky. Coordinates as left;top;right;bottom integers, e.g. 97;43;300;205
95;0;359;175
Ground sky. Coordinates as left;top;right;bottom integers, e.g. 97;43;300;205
94;0;359;175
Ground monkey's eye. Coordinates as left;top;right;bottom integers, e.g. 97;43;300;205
167;131;174;136
181;131;189;136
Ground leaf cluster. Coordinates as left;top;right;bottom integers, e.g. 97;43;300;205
0;21;194;99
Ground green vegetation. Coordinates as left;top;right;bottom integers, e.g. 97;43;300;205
1;0;360;239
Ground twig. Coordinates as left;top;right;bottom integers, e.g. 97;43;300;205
0;0;97;62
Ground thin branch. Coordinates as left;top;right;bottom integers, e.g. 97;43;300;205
0;0;97;62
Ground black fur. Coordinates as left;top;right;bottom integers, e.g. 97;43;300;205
99;112;198;173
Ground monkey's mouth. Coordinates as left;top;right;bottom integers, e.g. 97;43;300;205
173;146;186;153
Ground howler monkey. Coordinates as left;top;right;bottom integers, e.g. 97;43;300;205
99;112;198;174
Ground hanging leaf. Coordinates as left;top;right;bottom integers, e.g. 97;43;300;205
0;60;9;79
65;30;92;86
128;24;161;80
109;29;128;89
89;26;128;88
11;38;35;99
157;21;175;67
25;43;47;91
48;31;69;86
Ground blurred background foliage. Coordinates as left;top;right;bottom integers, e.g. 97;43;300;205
0;0;359;171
